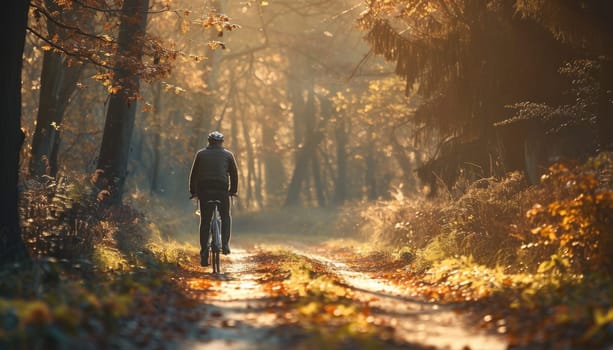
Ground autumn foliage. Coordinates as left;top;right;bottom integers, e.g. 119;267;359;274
523;153;613;275
337;152;613;347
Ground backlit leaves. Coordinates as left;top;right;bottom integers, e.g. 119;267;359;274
525;153;613;273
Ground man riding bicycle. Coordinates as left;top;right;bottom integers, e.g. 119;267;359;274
189;131;238;266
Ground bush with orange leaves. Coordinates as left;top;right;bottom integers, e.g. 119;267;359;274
524;152;613;275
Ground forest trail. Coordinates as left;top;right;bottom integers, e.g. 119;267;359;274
169;236;507;350
178;249;288;350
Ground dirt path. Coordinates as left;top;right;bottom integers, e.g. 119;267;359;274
301;246;506;350
180;249;288;350
173;240;507;350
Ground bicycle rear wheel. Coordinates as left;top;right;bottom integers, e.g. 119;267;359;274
212;251;220;273
210;207;222;274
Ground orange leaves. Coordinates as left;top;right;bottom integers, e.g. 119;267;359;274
523;153;613;274
180;10;241;37
185;277;212;291
526;203;543;218
207;40;226;50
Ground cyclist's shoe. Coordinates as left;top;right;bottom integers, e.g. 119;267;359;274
222;244;231;255
200;251;209;266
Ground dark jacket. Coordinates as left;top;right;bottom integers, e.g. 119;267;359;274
189;144;238;195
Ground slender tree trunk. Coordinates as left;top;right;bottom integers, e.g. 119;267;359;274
29;53;82;177
285;87;315;207
230;110;245;210
29;1;84;178
365;132;377;200
241;112;257;208
96;0;149;205
261;119;285;206
311;150;325;207
150;81;162;193
285;89;332;207
255;155;264;209
390;131;417;192
312;97;335;207
0;0;29;265
334;114;348;204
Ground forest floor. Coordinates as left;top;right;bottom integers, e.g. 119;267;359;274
112;232;508;350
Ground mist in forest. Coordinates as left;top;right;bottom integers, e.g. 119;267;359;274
4;1;612;348
21;0;419;238
18;0;612;240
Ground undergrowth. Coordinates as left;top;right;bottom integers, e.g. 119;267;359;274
337;151;613;348
0;172;192;349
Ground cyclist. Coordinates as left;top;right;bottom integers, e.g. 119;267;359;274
189;131;238;266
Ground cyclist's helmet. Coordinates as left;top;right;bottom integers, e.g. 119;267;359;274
208;131;224;143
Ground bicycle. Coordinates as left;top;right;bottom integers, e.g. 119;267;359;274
193;195;235;274
207;200;222;274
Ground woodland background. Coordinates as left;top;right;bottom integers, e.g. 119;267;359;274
0;0;612;348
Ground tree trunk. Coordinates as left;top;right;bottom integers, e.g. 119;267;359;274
334;114;348;205
29;1;84;178
230;111;245;210
311;150;326;207
285;86;315;207
0;0;29;265
150;81;162;193
261;119;285;206
30;51;83;177
390;131;417;192
96;0;149;205
365;132;377;200
240;112;257;208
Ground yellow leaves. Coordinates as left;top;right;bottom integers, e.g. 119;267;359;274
50;121;61;131
526;203;543;218
141;103;153;113
208;41;226;50
582;307;613;341
92;72;112;82
594;307;613;326
107;85;122;94
162;83;186;94
523;153;613;274
181;18;191;33
530;224;556;241
56;0;73;8
21;301;53;327
298;301;320;316
100;34;113;42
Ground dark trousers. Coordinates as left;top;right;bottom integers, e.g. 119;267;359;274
198;190;231;254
